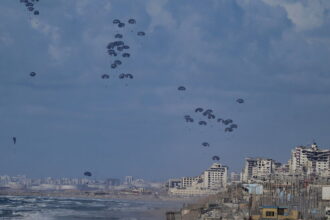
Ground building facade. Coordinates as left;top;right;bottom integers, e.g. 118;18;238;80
289;142;330;177
242;158;275;182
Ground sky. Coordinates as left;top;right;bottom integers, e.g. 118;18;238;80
1;0;330;181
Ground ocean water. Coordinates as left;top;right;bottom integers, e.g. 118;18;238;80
0;196;180;220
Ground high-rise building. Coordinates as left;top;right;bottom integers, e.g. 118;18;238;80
242;158;275;182
168;162;228;195
289;142;330;176
203;163;228;189
124;176;133;185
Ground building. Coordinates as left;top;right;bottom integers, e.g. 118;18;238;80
230;172;241;183
124;176;133;185
242;158;275;182
203;163;228;189
168;162;228;196
289;142;330;176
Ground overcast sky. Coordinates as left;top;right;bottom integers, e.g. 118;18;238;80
1;0;330;181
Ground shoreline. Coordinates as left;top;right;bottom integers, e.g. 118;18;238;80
0;190;197;204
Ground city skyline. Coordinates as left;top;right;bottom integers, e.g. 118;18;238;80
1;0;330;180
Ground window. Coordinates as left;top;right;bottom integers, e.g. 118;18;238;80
266;211;275;216
278;208;285;215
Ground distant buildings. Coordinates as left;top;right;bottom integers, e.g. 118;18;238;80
124;176;133;185
288;142;330;177
168;162;228;196
242;158;276;182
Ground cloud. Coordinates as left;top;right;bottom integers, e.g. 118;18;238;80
262;0;330;31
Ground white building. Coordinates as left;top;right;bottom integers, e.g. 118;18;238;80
242;158;275;182
230;172;241;183
168;163;228;196
289;142;330;177
203;163;228;189
124;176;133;185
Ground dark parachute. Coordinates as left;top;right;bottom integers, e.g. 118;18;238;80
208;114;215;119
212;156;220;161
137;31;146;36
84;171;92;177
203;109;213;116
128;19;136;24
115;34;123;39
236;98;244;104
184;115;194;123
217;118;222;123
230;124;238;129
177;86;186;91
118;23;125;28
101;74;109;79
122;53;130;58
223;119;233;125
195;108;203;113
28;6;34;11
13;137;16;144
117;46;124;52
198;121;207;126
125;74;133;79
114;60;122;65
108;50;117;56
34;10;39;15
123;45;130;50
113;19;120;24
111;63;117;69
30;72;36;77
225;127;233;132
202;142;209;147
119;73;125;79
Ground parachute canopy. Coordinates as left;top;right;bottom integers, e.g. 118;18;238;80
101;74;109;79
202;142;209;147
84;171;92;177
178;86;186;91
128;19;136;24
236;98;244;104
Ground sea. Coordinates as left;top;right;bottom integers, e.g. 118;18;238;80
0;196;182;220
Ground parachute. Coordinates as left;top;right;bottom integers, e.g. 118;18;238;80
137;31;146;36
208;114;215;119
111;63;117;69
101;74;109;79
125;74;133;79
225;127;233;132
202;142;209;147
118;23;125;28
195;108;203;113
115;34;123;39
113;19;120;24
198;121;207;126
212;156;220;161
128;19;136;24
236;98;244;104
84;171;92;177
184;115;194;123
114;60;122;65
217;118;222;123
223;119;233;125
13;137;16;144
34;10;39;15
230;124;238;129
30;72;36;77
122;53;130;58
177;86;186;91
119;73;125;79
